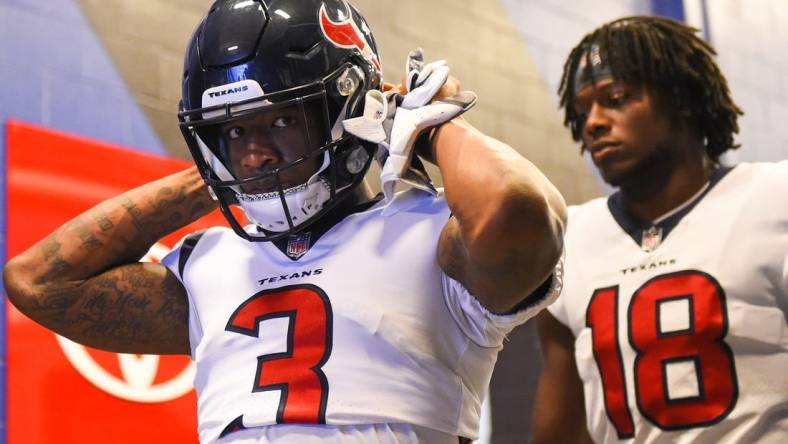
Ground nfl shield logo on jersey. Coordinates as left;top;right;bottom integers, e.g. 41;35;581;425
287;232;312;259
640;226;663;252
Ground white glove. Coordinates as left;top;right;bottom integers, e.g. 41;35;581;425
340;89;397;146
401;48;450;110
343;48;476;201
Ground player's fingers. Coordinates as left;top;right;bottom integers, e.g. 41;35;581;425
383;81;407;95
434;75;462;101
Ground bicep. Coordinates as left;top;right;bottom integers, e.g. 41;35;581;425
438;216;559;313
530;310;593;444
54;263;190;355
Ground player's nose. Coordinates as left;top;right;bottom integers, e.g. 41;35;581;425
239;149;279;170
233;139;282;180
584;103;611;140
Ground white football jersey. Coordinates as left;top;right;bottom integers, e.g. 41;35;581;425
549;162;788;444
163;189;559;443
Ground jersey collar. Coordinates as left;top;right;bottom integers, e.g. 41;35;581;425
269;193;383;261
607;165;734;251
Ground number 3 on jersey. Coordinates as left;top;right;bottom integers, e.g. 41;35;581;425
226;284;332;425
587;270;738;438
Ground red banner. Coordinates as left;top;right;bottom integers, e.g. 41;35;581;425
5;120;226;443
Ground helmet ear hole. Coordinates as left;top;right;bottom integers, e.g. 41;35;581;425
345;146;370;175
332;143;372;186
336;65;364;97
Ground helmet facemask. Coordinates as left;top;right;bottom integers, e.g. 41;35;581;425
179;62;374;241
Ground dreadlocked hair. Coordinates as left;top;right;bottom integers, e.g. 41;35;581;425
558;16;743;161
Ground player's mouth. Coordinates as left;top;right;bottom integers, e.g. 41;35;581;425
236;174;289;194
589;141;621;163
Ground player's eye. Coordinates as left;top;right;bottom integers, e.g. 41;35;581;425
227;126;245;140
273;116;297;129
607;90;629;107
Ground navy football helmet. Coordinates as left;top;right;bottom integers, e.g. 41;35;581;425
179;0;382;241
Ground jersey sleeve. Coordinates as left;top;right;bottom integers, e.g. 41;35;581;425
160;230;207;282
442;257;563;348
546;287;570;327
547;205;580;328
159;231;208;359
750;161;788;313
771;161;788;313
160;238;186;283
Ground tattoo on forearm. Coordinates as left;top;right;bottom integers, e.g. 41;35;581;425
41;258;74;282
39;236;62;261
89;207;115;232
156;296;187;322
188;200;208;221
34;238;75;285
67;216;104;252
71;268;187;346
118;195;147;231
11;171;208;352
115;183;203;245
154;186;187;207
39;289;76;313
78;290;150;343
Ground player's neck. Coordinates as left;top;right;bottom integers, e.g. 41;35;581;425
323;180;377;220
348;180;376;206
619;146;714;223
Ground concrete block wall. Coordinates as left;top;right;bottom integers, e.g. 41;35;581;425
76;0;605;206
350;0;604;206
700;0;788;163
77;0;205;158
501;0;652;97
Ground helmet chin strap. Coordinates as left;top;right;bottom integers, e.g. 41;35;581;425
235;152;332;233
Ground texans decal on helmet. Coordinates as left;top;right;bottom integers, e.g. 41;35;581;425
319;1;382;73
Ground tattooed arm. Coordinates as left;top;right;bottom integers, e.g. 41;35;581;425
3;167;216;355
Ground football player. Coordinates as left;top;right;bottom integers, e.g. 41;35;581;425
530;16;788;444
3;0;566;442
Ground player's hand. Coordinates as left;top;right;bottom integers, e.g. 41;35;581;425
383;81;407;96
392;48;476;173
384;76;460;101
344;49;475;164
400;48;467;110
383;49;461;103
435;75;461;101
343;49;476;200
